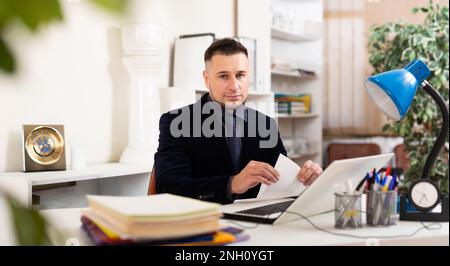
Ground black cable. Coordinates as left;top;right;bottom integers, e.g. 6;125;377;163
285;210;442;240
226;220;261;230
226;208;442;241
421;80;449;180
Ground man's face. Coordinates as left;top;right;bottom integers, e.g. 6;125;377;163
203;53;249;108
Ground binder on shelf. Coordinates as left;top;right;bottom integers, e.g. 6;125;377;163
275;93;311;114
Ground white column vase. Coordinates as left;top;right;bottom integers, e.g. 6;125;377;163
119;23;163;165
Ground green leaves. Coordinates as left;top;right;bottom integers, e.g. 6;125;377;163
0;0;63;73
89;0;128;14
6;194;50;245
0;0;127;74
0;37;15;73
18;0;62;32
0;0;63;32
368;0;449;192
401;48;416;61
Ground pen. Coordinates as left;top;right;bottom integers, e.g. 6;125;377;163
385;165;391;177
357;179;367;194
366;170;375;192
355;173;369;193
380;173;387;187
373;172;381;191
369;169;376;191
388;173;397;191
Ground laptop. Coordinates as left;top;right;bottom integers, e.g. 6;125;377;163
220;153;394;224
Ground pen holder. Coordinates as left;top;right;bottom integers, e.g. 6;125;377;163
334;193;362;229
366;191;397;226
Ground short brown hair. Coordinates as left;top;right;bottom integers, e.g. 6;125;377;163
204;38;248;63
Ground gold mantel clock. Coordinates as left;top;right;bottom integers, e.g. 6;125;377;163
22;125;66;172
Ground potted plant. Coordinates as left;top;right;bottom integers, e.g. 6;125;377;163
367;0;449;192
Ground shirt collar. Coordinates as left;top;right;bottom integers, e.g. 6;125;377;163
206;93;247;122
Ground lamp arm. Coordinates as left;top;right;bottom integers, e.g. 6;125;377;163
420;80;449;181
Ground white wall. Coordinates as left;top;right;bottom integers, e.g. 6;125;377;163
0;0;236;172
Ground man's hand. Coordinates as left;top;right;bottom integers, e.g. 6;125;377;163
297;160;322;186
231;160;279;194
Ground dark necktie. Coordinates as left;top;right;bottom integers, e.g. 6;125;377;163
225;111;241;173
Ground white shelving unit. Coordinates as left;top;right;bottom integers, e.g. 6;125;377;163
271;26;320;42
271;0;323;165
235;0;322;164
271;69;316;79
275;113;319;118
0;163;152;209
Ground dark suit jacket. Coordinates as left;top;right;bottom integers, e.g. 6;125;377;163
154;93;287;204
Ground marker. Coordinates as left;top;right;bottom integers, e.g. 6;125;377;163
382;176;392;192
369;169;376;190
388;174;397;191
355;173;369;193
380;174;388;187
373;172;381;191
385;165;392;177
357;179;367;194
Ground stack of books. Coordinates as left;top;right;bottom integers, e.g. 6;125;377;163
81;193;248;246
275;93;311;115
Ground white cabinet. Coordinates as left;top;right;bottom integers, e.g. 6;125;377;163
0;163;151;209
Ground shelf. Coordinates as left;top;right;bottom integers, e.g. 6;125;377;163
271;26;320;42
271;69;316;79
0;163;152;186
275;113;319;118
195;88;273;97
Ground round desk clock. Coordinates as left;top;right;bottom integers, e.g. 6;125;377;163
408;179;441;212
23;125;66;171
25;126;64;165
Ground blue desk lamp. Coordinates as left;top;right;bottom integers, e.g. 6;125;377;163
365;59;449;222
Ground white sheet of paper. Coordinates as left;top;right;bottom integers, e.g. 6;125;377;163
256;154;306;200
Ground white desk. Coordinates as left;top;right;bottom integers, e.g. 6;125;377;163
40;208;449;246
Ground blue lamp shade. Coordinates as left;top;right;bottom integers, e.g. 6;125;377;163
364;60;431;121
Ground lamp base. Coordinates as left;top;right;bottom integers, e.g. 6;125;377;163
119;147;154;166
399;193;449;222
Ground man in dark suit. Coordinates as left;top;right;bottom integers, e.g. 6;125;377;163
154;38;322;204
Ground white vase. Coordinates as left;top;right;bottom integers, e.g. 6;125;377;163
71;146;86;170
119;23;163;165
